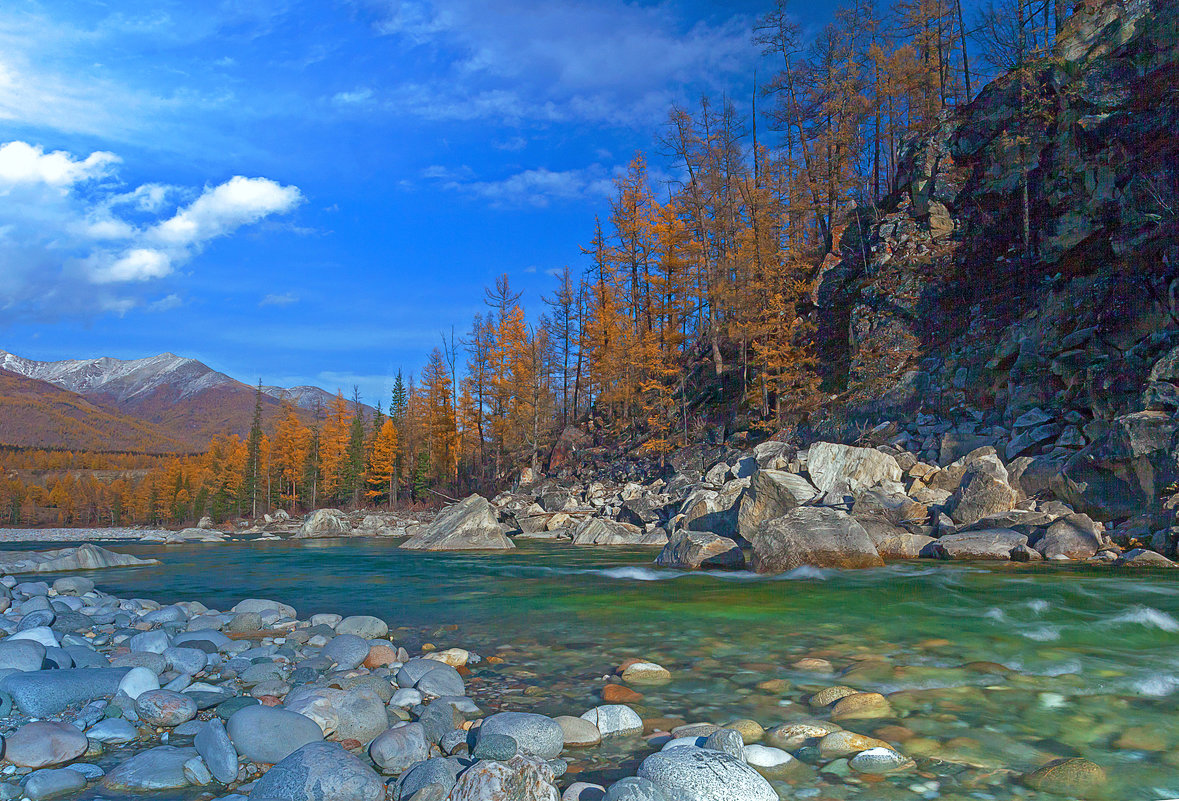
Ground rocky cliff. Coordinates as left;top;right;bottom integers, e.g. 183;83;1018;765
810;0;1179;534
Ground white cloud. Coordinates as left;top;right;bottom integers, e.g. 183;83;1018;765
369;0;756;126
426;164;615;207
0;140;303;320
147;293;183;312
151;176;303;249
333;88;374;106
260;292;300;307
91;248;173;283
0;141;119;188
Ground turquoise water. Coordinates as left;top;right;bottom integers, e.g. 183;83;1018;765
39;539;1179;798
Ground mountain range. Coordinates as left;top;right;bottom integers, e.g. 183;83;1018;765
0;349;369;453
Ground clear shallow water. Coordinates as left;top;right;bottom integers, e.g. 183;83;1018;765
34;538;1179;799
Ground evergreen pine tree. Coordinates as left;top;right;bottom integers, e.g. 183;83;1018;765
242;381;264;518
345;393;367;506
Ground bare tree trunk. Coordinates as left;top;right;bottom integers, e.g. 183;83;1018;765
955;0;972;101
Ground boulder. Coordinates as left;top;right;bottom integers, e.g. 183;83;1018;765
251;741;385;801
805;443;902;495
736;469;818;539
1118;548;1176;567
1035;513;1103;559
296;509;352;539
931;529;1028;560
851;489;928;523
571;518;661;546
654;530;744;569
749;507;884;573
858;518;934;560
945;455;1018;525
400;495;514;551
678;481;745;540
637;746;777;801
0;544;158;574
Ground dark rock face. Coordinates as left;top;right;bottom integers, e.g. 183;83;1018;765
810;0;1178;433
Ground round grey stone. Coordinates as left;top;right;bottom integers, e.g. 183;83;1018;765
0;640;46;672
473;733;518;761
251;741;384;801
86;718;138;745
226;704;322;765
100;746;197;791
369;723;430;775
323;635;369;670
479;712;564;759
4;721;88;768
637;746;776;801
397;757;460;800
194;718;238;784
414;665;464;697
580;705;642;737
164;647;207;675
336;615;388;638
603;777;668;801
22;768;86;801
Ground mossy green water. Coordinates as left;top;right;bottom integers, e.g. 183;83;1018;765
53;539;1179;799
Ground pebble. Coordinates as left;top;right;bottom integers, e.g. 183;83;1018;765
580;705;643;737
135;689;198;726
85;718;138;744
555;715;602;747
117;666;161;700
621;661;671;684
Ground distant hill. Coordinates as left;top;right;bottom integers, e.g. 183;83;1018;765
0;349;375;452
0;367;189;453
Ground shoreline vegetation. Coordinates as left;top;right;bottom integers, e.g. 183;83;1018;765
2;430;1175;571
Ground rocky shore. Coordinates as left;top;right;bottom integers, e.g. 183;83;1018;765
0;573;1115;801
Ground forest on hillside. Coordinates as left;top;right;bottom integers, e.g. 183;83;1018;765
2;0;1076;526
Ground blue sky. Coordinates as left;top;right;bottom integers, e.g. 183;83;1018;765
0;0;834;403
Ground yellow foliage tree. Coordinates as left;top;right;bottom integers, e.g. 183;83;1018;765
366;417;400;506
